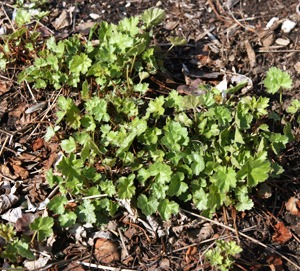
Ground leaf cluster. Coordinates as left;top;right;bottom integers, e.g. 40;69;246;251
46;86;290;223
14;8;166;96
204;240;242;271
0;224;34;263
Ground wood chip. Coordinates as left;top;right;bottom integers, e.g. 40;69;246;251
245;40;256;68
275;38;290;46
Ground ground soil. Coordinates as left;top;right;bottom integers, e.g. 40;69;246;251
1;0;300;270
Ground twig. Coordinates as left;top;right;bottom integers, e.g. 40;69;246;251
118;228;129;257
47;185;60;200
32;19;54;35
257;49;300;53
180;208;300;270
0;135;10;158
226;5;256;33
172;236;231;253
25;80;37;104
27;89;62;140
1;3;16;32
207;0;231;25
0;172;15;182
77;262;136;271
68;194;108;203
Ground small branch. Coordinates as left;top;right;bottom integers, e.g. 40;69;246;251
77;261;136;271
68;194;108;203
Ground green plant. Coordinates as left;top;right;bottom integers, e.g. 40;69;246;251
264;67;292;116
204;240;242;271
0;8;49;71
15;8;166;95
45;84;290;225
0;224;34;263
30;216;54;242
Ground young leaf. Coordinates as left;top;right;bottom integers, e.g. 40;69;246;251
45;125;60;142
100;180;116;197
81;115;96;132
237;157;270;187
46;168;63;188
146;96;165;118
165;89;183;110
287;99;300;114
48;196;68;215
151;182;168;199
14;240;34;260
193;188;208;210
0;224;16;242
180;95;203;110
168;37;188;46
148;162;172;184
264;67;292;94
158;199;179;221
69;53;92;74
269;133;289;155
75;200;96;224
30;217;54;241
210;166;237;193
117;174;136;199
118;15;140;36
15;9;31;27
141;8;165;27
85;97;110;122
81;80;90;101
167;172;188;196
59;212;77;228
161;120;189;151
137;195;159;216
133;83;149;95
61;136;77;153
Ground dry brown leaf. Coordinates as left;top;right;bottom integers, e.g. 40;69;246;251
16;213;39;233
266;253;284;271
19;153;41;162
272;222;292;244
0;81;11;95
0;164;15;179
258;183;272;199
285;197;300;216
94;238;120;264
198;223;213;241
44;151;58;171
186;246;197;264
160;258;170;269
0;99;8;121
245;40;256;68
32;138;44;151
65;202;77;212
76;22;95;35
9;102;26;118
12;164;29;180
0;192;19;213
65;262;85;271
124;227;138;239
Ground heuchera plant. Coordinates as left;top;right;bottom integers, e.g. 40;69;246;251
46;85;290;224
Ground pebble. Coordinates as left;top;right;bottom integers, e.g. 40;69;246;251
281;19;296;33
266;17;279;29
90;13;100;20
156;1;162;7
275;38;290;46
294;62;300;74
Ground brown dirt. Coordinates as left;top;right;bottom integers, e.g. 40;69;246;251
1;0;300;270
